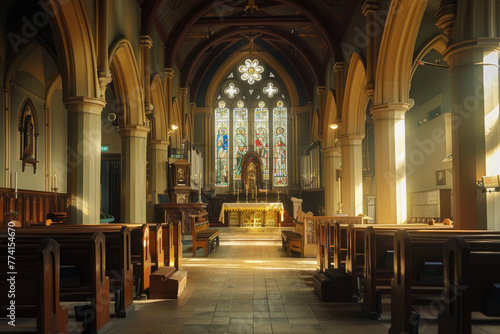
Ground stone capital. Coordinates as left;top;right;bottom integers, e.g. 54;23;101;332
443;38;500;68
338;134;365;147
370;102;409;121
362;1;379;15
322;146;342;158
63;96;106;115
333;62;344;73
179;87;188;96
118;124;150;138
164;68;175;79
140;35;153;48
148;139;170;151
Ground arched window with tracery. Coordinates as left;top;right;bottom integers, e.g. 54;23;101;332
215;101;229;186
214;58;289;189
273;101;287;186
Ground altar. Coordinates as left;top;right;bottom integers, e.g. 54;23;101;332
219;202;284;227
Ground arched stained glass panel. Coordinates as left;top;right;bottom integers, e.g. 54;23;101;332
215;101;229;186
273;101;287;186
254;101;269;181
233;101;248;180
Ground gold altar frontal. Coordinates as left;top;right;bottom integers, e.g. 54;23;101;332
219;203;284;227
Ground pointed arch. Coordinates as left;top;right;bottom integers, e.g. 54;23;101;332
150;75;167;140
204;51;300;109
342;53;368;136
109;39;145;126
41;0;99;98
374;0;428;105
411;34;448;78
324;90;338;148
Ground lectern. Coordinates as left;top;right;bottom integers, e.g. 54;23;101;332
169;159;191;203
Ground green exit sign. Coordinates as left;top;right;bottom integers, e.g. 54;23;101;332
101;146;109;152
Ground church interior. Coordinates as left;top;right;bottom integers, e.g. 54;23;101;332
1;0;500;333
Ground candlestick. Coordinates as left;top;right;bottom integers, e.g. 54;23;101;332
15;172;18;199
54;174;57;189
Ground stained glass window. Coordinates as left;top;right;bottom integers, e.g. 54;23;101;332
273;101;287;186
215;101;229;186
263;82;278;98
215;59;289;189
233;101;248;180
254;101;269;180
224;83;239;98
238;59;264;84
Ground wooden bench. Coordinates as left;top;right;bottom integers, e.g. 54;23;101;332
389;229;500;334
0;238;68;333
281;230;303;256
343;223;454;312
439;236;500;333
315;215;370;272
58;223;152;296
42;224;135;317
190;210;220;257
6;229;110;333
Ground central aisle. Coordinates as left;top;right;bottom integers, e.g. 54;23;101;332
103;233;393;334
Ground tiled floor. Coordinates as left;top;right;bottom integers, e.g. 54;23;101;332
104;237;393;334
4;227;500;333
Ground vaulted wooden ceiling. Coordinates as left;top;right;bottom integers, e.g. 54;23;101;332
139;0;360;105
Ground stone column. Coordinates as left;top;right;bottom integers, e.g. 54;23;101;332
202;113;212;186
371;103;409;224
334;62;344;124
119;125;150;224
179;87;188;145
323;146;342;216
362;1;380;98
291;112;300;186
190;102;196;143
63;97;106;224
97;0;111;98
164;68;174;127
444;42;500;229
146;139;169;222
317;86;327;139
140;36;154;122
339;135;364;216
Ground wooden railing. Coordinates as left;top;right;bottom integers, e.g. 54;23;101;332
0;188;67;227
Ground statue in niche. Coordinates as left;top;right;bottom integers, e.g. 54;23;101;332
23;115;34;157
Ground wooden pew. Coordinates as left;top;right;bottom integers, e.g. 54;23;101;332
5;229;110;333
44;224;135;317
345;223;453;315
146;223;165;270
439;236;500;334
389;229;500;334
53;223;151;297
281;229;303;256
0;238;68;334
150;222;175;267
189;210;220;257
362;226;399;318
314;215;371;272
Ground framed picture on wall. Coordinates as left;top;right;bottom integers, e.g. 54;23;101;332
435;170;446;185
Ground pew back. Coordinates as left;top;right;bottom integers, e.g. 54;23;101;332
0;238;68;334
